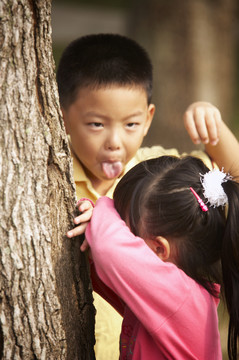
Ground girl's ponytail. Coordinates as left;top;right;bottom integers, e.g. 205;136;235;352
221;180;239;360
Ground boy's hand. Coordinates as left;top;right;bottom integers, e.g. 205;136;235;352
66;199;94;251
183;102;222;146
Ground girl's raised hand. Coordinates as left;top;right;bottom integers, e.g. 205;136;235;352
66;199;94;252
183;101;222;146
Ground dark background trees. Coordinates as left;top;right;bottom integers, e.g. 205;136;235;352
127;0;238;151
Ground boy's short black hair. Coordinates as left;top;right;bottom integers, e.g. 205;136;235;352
56;33;153;109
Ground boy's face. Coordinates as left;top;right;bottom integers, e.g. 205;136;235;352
62;86;155;193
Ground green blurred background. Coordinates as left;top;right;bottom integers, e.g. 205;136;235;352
51;1;239;357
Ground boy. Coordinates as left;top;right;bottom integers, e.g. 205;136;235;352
56;34;239;360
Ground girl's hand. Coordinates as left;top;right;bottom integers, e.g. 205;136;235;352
183;101;222;146
66;199;94;252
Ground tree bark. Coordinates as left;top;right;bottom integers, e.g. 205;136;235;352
0;1;95;359
128;0;238;152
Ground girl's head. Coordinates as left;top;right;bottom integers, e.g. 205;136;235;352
114;156;226;292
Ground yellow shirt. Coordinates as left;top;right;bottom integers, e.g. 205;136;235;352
71;144;214;360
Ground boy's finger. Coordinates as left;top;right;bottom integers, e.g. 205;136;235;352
214;108;223;124
205;112;219;145
184;113;201;145
191;108;210;144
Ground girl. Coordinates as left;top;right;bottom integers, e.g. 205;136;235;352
82;155;239;359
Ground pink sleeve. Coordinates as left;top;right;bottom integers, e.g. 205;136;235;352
85;197;191;336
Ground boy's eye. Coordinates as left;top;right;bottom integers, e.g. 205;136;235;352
126;123;138;129
88;122;103;128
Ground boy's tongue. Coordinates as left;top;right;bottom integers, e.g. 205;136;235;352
102;161;123;179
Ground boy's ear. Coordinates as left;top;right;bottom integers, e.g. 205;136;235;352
153;236;170;261
144;104;155;136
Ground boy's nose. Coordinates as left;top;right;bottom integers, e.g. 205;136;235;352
105;130;121;150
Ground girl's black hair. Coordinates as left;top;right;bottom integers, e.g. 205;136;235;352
113;155;239;360
56;33;153;109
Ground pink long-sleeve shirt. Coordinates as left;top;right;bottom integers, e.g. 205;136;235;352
85;197;222;360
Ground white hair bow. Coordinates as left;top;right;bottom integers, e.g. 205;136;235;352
200;168;232;207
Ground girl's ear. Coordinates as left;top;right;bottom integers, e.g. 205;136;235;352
152;236;170;261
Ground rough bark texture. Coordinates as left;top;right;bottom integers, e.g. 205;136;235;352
128;0;238;152
0;1;95;359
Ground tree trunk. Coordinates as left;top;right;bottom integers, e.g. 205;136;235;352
0;1;95;359
128;0;237;152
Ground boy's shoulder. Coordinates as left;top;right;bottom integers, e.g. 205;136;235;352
135;145;180;161
124;145;180;174
133;145;215;170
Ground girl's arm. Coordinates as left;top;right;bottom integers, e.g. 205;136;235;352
85;197;191;336
66;198;125;315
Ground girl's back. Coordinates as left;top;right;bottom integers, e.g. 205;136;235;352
87;197;222;360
